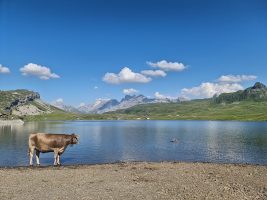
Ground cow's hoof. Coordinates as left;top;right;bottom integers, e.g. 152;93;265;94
37;164;40;167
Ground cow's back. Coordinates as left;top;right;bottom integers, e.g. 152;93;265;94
29;133;68;152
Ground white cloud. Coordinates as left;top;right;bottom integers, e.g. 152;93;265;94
123;88;139;95
51;98;64;108
218;75;257;83
103;67;151;84
181;74;258;99
141;70;166;77
154;92;175;99
154;92;167;99
20;63;60;80
146;60;186;71
79;102;86;107
55;98;64;103
181;82;243;99
0;64;10;74
94;86;98;89
51;98;64;106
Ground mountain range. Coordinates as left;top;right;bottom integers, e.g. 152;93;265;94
110;82;267;121
1;82;266;121
54;82;267;114
53;95;181;114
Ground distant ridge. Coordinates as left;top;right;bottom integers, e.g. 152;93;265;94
2;82;267;121
213;82;267;104
75;94;180;114
109;82;267;121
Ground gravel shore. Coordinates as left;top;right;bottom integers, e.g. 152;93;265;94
0;162;266;200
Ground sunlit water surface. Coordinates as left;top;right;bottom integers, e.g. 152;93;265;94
0;120;266;166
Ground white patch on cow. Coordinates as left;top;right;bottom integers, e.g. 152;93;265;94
54;153;58;166
57;155;60;165
36;152;40;165
29;150;34;166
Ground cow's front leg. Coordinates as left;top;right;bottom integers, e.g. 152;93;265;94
36;150;40;166
53;151;58;166
57;154;61;166
57;148;65;166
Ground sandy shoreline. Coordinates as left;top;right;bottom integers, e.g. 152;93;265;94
0;162;266;200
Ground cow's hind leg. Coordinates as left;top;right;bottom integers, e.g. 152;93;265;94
36;150;40;166
29;147;34;166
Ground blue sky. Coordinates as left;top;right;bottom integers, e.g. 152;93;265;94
0;0;267;106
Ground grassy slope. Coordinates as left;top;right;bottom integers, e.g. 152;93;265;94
109;99;267;121
25;99;267;121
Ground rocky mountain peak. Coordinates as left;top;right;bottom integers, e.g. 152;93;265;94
214;82;267;104
251;82;266;90
0;89;53;119
121;95;135;102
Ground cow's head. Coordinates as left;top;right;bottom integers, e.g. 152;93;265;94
70;133;79;144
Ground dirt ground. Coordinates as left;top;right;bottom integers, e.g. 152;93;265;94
0;162;266;200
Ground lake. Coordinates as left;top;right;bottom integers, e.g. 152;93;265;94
0;120;267;166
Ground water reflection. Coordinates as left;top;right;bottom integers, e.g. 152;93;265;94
0;120;266;166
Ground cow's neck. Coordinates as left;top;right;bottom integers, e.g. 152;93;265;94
66;136;73;145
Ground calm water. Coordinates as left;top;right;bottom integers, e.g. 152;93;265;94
0;120;267;166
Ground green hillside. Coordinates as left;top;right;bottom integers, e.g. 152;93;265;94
110;83;267;121
213;82;267;104
2;82;267;121
110;99;267;121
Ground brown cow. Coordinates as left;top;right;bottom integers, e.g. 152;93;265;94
28;133;79;166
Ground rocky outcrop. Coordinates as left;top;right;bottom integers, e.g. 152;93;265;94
12;104;46;116
0;90;52;119
4;92;40;111
213;82;267;104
